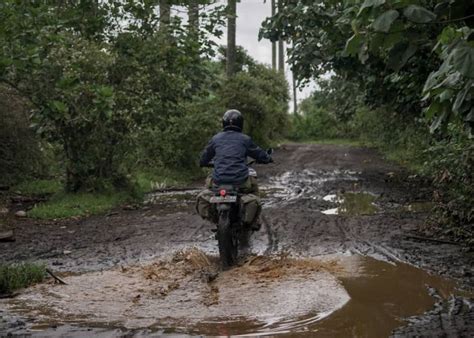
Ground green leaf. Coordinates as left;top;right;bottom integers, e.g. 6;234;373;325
465;109;474;122
387;42;418;71
439;89;453;102
403;5;436;24
51;100;67;113
424;101;441;119
451;46;474;78
358;0;386;16
453;81;473;113
430;110;447;133
359;42;369;64
372;10;399;33
344;34;363;56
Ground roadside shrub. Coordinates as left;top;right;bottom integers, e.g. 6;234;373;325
0;263;45;294
219;63;289;147
351;107;431;169
423;127;474;243
289;107;340;141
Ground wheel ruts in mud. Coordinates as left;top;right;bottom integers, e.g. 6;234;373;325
217;210;237;268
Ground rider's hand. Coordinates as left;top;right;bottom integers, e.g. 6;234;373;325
268;157;274;163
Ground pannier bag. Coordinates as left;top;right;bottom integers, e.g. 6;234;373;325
240;193;261;226
196;189;217;222
196;190;261;227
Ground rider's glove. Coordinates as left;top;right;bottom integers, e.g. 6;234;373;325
268;156;274;163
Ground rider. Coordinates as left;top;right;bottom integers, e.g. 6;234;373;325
200;109;273;194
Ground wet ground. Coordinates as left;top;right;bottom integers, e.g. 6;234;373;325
1;143;473;337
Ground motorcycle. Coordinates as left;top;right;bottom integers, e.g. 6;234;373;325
208;149;273;268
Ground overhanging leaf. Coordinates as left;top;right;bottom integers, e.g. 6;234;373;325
358;0;386;16
465;109;474;122
430;110;447;133
372;10;399;33
344;34;363;56
451;46;474;78
387;42;418;71
403;5;436;24
453;81;472;113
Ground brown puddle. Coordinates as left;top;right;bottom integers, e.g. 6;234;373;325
1;250;460;337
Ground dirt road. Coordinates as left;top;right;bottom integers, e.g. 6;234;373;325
1;143;473;336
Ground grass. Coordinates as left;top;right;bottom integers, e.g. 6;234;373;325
13;179;62;195
28;192;129;219
19;167;206;220
134;167;205;193
0;263;46;295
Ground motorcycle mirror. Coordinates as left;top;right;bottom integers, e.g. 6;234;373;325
267;148;273;155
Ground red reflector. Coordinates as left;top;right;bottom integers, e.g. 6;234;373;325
220;189;227;197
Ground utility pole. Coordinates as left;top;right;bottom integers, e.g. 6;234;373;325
226;0;237;77
271;0;276;70
277;0;284;74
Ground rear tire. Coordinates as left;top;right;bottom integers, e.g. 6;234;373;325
217;210;237;268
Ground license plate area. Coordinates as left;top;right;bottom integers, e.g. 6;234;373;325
210;195;237;203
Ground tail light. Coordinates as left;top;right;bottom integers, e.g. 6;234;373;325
219;189;227;197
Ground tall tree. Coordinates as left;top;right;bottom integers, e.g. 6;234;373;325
160;0;171;32
188;1;199;34
226;0;237;77
277;0;284;73
271;0;276;70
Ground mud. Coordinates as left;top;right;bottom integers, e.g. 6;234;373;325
1;143;473;336
0;250;463;337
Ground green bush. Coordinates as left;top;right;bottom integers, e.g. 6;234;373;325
423;127;474;243
0;263;45;294
350;107;431;170
13;179;62;195
219;60;289;147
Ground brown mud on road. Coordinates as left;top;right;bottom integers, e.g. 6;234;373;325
1;143;473;336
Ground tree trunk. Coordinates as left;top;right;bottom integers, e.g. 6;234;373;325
277;0;284;73
226;0;237;77
271;0;276;70
188;1;199;34
160;0;171;33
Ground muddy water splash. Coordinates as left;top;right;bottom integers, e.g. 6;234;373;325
1;250;459;337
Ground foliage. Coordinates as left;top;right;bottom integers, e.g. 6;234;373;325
261;0;474;242
289;75;363;140
0;86;49;186
261;0;474;133
219;48;290;146
423;128;474;242
0;1;226;192
13;179;62;196
0;263;45;295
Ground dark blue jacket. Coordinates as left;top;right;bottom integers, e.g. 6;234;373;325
200;128;272;184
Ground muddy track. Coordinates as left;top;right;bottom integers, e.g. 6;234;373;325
1;143;473;336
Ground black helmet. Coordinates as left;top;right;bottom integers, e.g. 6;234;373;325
222;109;244;131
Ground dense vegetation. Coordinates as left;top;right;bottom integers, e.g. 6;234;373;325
0;1;289;214
261;0;473;243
